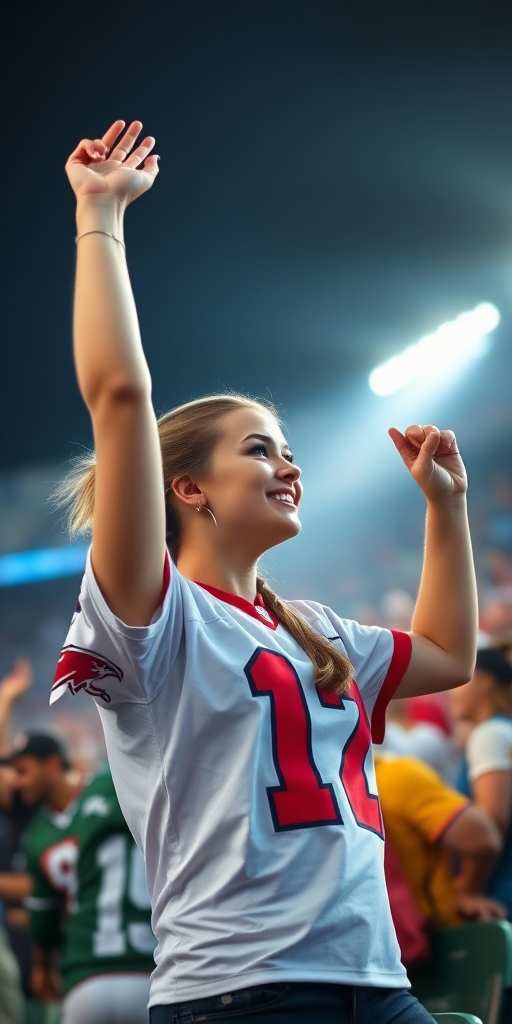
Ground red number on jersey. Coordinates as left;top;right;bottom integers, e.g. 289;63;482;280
318;683;383;837
245;647;383;837
245;648;341;830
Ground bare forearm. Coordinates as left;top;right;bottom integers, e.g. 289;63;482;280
74;195;151;409
0;872;32;901
456;849;497;896
0;696;11;756
411;496;478;678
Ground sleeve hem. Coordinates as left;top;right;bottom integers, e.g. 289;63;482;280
86;548;173;641
370;630;412;744
429;799;470;843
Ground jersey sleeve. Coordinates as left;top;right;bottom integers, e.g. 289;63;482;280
466;719;512;782
315;607;412;743
381;757;470;843
50;547;184;707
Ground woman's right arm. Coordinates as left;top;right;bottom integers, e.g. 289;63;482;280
66;120;165;625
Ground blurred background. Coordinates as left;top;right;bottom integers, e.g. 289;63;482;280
1;0;512;763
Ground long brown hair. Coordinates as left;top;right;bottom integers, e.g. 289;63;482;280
56;393;352;695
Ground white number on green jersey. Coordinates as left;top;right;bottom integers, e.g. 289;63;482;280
93;835;154;956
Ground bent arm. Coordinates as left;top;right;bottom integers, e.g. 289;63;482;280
441;803;502;857
442;803;506;920
395;496;478;697
74;194;166;625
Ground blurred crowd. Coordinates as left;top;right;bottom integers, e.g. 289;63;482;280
0;468;511;1022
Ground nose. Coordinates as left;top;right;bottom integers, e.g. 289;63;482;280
275;459;301;484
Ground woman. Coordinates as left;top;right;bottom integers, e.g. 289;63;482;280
51;119;478;1023
448;643;512;919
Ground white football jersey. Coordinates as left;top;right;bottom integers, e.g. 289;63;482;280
51;551;412;1006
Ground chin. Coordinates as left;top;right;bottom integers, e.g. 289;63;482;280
269;516;302;547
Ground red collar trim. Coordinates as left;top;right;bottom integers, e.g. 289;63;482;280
194;582;279;630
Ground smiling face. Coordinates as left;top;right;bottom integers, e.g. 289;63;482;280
191;405;303;555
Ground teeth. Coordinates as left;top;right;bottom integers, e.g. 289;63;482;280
270;493;294;504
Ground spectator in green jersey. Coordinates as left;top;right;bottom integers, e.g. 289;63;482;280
10;738;156;1023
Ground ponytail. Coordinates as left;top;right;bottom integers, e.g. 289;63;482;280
257;577;352;696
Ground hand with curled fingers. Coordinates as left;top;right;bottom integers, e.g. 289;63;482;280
65;119;159;206
388;423;467;503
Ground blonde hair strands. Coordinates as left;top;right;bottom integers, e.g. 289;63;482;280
55;393;352;695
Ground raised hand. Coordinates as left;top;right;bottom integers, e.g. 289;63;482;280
0;658;33;705
388;424;467;503
65;119;160;206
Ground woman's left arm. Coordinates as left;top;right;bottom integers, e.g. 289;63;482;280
390;424;478;698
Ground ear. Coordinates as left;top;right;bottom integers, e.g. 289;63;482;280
170;475;204;509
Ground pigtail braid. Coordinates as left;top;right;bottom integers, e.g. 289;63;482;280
256;577;352;696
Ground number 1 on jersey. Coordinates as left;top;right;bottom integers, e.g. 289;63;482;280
245;649;341;830
245;647;383;838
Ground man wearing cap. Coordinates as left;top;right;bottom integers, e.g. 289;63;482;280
5;735;157;1023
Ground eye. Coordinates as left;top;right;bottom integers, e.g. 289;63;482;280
248;444;268;457
284;452;294;464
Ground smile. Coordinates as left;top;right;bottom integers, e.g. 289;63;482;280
267;492;297;509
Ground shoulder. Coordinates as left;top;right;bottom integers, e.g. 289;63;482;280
469;717;512;744
375;754;445;794
78;767;122;825
286;599;391;651
467;717;512;779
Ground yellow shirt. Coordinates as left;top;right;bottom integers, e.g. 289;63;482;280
374;754;469;927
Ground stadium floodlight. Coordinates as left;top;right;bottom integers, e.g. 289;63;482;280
369;302;500;397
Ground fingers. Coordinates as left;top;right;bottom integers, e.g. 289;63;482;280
101;119;126;148
387;427;406;451
123;136;156;168
108;120;143;162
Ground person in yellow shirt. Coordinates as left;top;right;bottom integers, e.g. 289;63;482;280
374;752;505;946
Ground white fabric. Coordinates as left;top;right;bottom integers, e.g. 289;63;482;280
466;717;512;782
51;551;410;1006
61;972;150;1024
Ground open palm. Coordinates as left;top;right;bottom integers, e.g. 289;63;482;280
65;120;159;205
389;424;468;502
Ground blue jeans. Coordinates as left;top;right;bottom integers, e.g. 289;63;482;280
149;981;435;1023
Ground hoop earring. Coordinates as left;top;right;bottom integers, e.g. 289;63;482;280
197;501;218;528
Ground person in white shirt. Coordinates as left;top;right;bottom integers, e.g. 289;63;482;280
448;643;512;919
51;118;479;1024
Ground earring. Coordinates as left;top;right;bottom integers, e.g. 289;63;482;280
196;500;218;527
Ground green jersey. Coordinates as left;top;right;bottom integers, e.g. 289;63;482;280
23;766;155;992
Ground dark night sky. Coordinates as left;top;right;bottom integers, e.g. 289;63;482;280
2;0;512;470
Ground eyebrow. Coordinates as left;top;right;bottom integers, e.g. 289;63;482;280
242;433;292;453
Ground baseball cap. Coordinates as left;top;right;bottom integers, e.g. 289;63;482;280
0;733;71;770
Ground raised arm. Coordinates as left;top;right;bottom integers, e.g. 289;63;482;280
65;120;166;625
388;424;478;698
0;659;33;757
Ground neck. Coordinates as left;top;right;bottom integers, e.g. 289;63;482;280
177;546;259;602
471;695;512;725
47;776;80;814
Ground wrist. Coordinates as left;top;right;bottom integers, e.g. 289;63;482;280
75;194;126;238
426;492;468;517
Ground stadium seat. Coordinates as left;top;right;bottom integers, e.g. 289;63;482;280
24;1002;61;1024
409;921;512;1024
432;1016;483;1024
